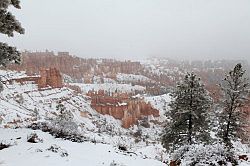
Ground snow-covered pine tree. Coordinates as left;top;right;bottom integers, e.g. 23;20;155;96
0;0;24;66
0;0;24;91
50;102;78;137
218;63;249;146
162;72;212;151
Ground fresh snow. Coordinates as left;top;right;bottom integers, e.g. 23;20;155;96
0;69;250;166
0;70;168;165
71;83;145;94
145;94;171;117
0;128;165;166
116;73;153;83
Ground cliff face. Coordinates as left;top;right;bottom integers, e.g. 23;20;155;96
6;51;238;97
87;90;159;128
8;52;143;81
6;51;174;95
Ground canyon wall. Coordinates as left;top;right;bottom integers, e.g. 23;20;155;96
8;51;142;81
6;51;245;97
87;90;159;128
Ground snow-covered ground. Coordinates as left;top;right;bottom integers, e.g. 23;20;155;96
0;70;168;165
145;94;171;117
0;128;165;166
71;83;145;94
1;69;250;166
116;73;154;83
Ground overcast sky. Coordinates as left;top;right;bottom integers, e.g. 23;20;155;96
1;0;250;60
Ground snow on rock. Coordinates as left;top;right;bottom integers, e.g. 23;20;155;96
0;70;169;165
116;73;153;83
0;70;28;81
145;94;171;117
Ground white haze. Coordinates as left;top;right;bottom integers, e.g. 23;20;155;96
1;0;250;61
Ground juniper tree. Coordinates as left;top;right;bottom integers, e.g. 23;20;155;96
162;73;212;151
0;0;24;91
218;63;249;146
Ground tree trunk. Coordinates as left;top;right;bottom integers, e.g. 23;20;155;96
188;86;193;144
188;113;192;144
224;102;233;144
225;113;231;142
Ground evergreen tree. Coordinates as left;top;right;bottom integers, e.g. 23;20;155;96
162;73;212;151
50;102;78;136
218;63;249;145
0;0;24;67
0;0;24;91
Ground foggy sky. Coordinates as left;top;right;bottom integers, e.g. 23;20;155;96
1;0;250;60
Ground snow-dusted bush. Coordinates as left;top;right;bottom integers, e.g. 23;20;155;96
27;102;82;142
14;94;24;104
27;133;43;143
28;121;83;142
49;102;79;138
47;144;68;157
0;142;11;150
31;108;40;120
118;145;127;151
171;144;238;166
110;160;126;166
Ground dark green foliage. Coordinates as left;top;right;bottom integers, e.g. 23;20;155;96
0;40;21;66
162;73;212;151
218;63;249;146
0;0;24;91
0;0;24;67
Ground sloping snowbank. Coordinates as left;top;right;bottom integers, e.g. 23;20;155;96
0;128;165;166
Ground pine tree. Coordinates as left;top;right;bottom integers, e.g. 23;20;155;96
50;102;78;137
0;0;24;92
218;63;249;146
162;73;212;151
0;0;24;67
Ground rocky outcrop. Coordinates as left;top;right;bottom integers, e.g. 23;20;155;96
5;68;63;90
38;68;63;89
87;90;159;128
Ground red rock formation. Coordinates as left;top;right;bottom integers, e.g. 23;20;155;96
7;52;143;83
5;51;235;96
87;90;159;128
38;68;63;89
5;68;63;90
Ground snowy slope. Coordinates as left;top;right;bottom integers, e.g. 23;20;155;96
71;83;145;94
145;94;171;117
0;70;168;165
1;69;250;166
0;128;165;166
116;73;154;83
